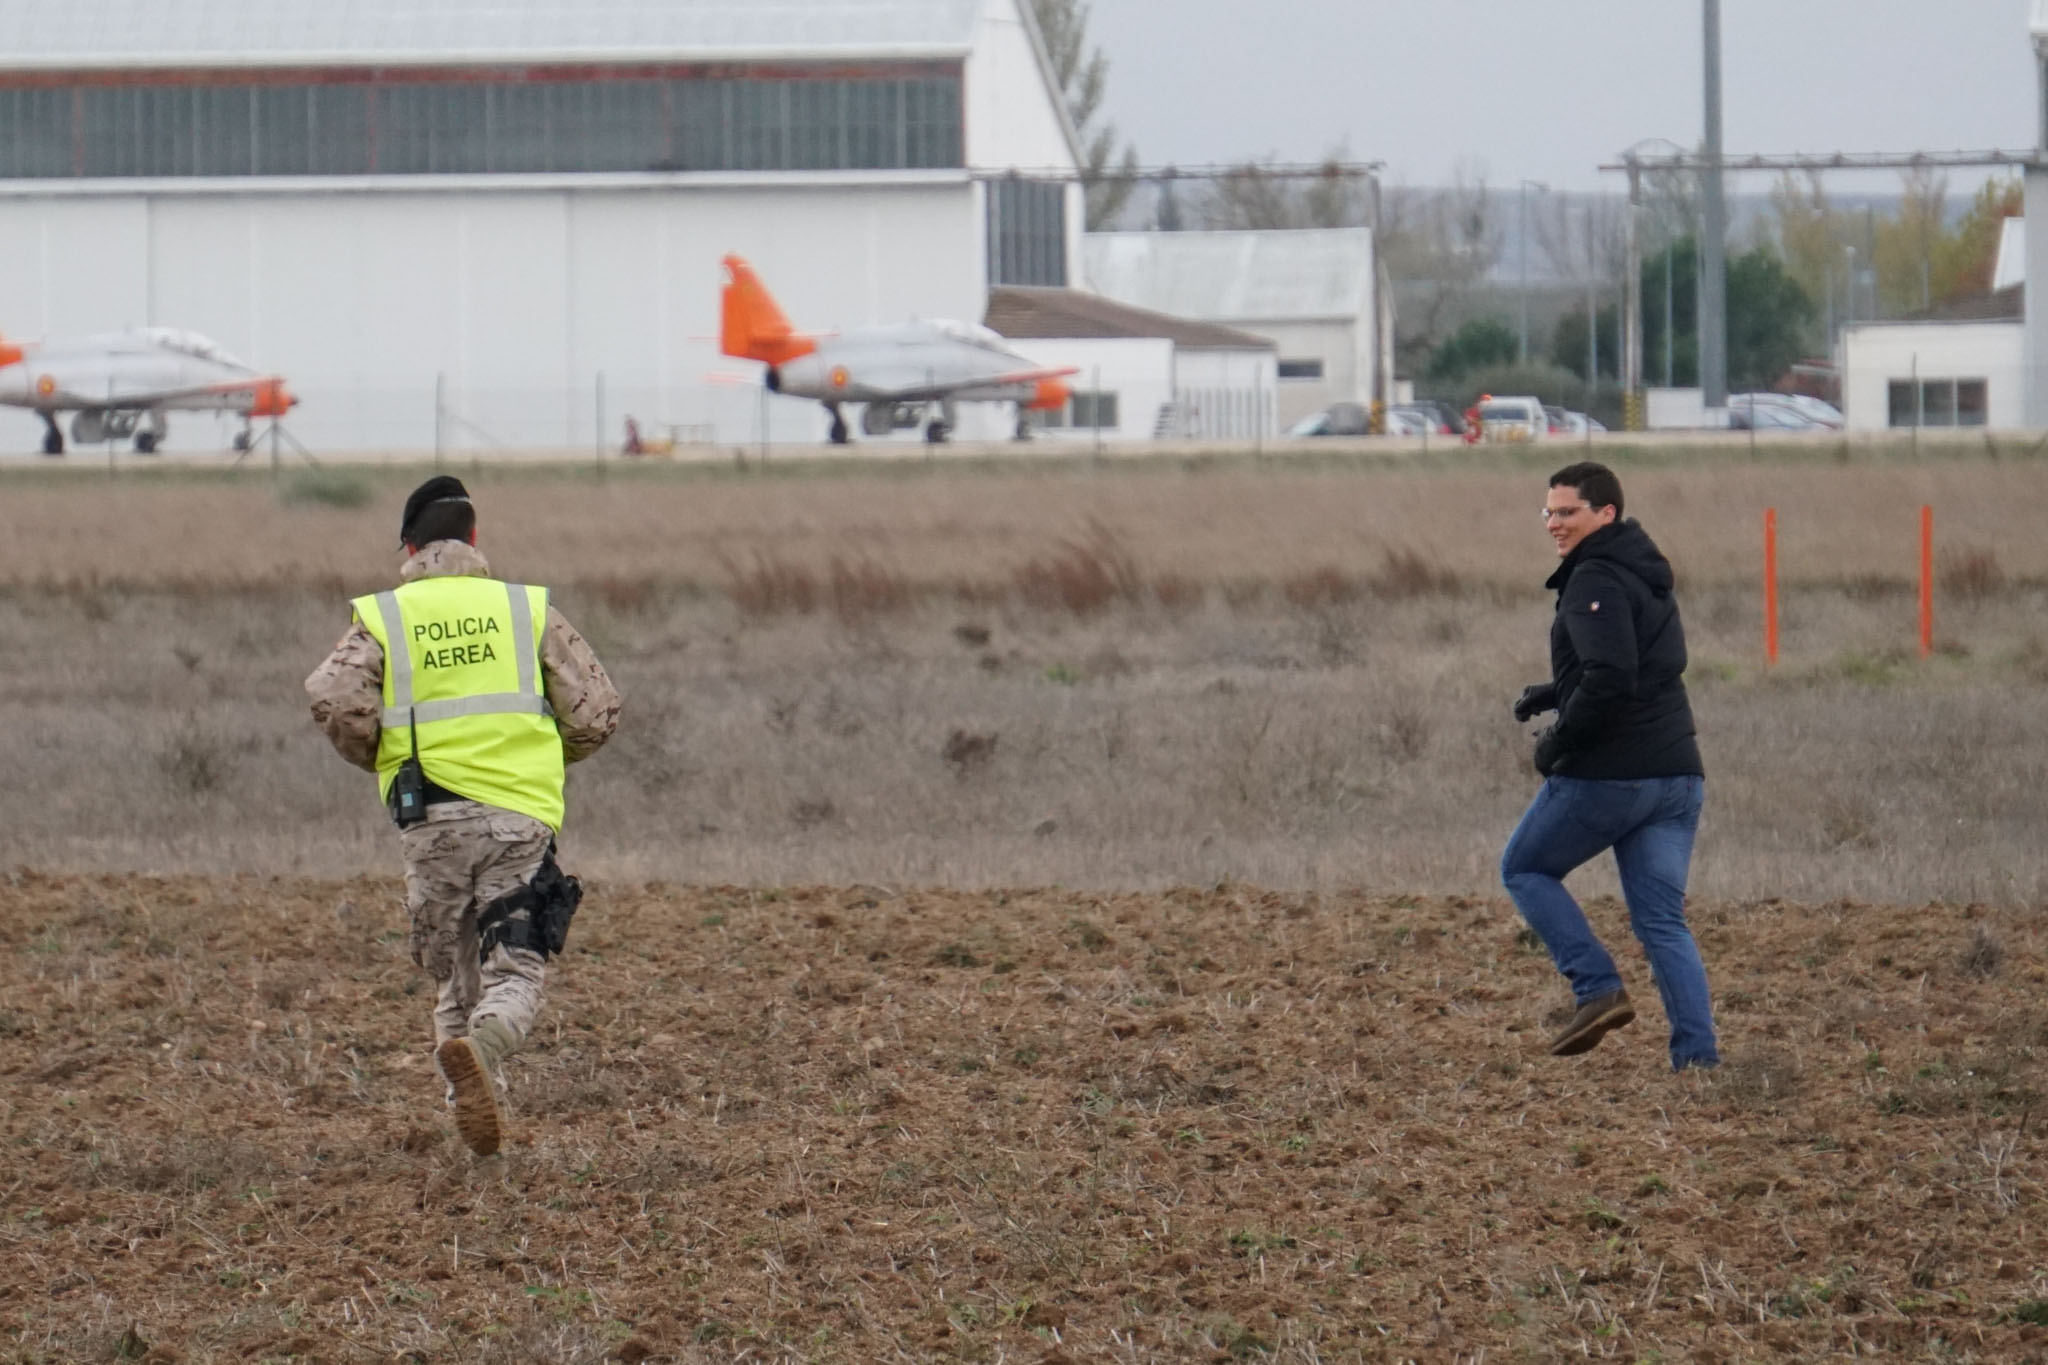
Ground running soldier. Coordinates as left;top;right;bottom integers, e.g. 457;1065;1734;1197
306;476;621;1153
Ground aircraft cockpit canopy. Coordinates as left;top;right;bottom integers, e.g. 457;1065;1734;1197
130;326;250;371
931;319;1012;353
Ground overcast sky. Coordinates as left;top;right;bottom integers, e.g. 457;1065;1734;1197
1085;0;2036;196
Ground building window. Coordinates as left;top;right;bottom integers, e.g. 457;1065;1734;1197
0;70;963;179
1043;391;1117;429
1277;358;1324;381
1889;377;1990;428
987;176;1067;287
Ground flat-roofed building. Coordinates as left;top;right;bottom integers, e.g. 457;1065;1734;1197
983;285;1277;440
1083;228;1386;429
0;0;1082;452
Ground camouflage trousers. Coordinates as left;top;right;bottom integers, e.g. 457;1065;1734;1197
398;803;554;1052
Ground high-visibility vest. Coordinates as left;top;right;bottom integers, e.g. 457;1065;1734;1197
351;576;565;831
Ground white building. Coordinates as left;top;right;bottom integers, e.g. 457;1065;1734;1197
1840;209;2024;432
1083;228;1386;428
1841;291;2022;431
984;286;1278;440
0;0;1082;453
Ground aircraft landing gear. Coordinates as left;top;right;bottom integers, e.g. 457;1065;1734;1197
1012;407;1033;442
232;429;252;453
133;410;166;454
925;400;956;445
826;406;850;445
39;413;63;457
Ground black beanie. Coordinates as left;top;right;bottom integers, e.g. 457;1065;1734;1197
399;476;472;547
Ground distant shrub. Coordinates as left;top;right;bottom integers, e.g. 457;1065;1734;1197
828;557;911;621
1281;567;1358;608
1940;548;2005;602
721;551;818;616
1372;547;1462;599
1012;520;1142;615
278;472;373;510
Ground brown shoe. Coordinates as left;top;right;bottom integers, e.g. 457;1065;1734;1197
435;1036;505;1156
1549;989;1636;1056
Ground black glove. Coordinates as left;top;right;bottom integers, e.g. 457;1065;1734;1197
1513;683;1558;723
1532;724;1569;777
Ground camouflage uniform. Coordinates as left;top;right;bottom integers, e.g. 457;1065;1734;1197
306;540;621;1062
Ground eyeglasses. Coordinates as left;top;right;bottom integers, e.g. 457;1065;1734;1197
1539;505;1591;522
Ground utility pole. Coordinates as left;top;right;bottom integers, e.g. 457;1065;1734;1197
1519;180;1547;364
1699;0;1728;411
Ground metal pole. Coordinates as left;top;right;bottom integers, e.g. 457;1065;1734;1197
1664;241;1674;389
595;370;606;477
1700;0;1729;410
1623;165;1642;401
434;371;444;470
1586;205;1597;409
1519;182;1530;364
1092;365;1102;460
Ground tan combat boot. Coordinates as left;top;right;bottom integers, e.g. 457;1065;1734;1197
435;1016;517;1156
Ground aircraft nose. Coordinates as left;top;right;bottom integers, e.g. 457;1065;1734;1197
1029;377;1070;412
250;378;296;417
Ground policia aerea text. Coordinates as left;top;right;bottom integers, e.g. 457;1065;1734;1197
305;476;622;1156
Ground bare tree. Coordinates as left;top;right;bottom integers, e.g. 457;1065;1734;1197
1030;0;1140;229
1380;172;1498;367
1193;149;1373;231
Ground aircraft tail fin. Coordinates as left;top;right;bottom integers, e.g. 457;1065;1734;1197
720;255;816;366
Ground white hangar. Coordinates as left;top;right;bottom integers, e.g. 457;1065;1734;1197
0;0;1084;453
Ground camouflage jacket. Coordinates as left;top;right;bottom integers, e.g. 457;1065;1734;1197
304;540;622;776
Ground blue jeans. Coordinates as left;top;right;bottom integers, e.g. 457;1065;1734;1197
1501;774;1718;1070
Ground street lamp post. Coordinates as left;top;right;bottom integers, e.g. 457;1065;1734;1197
1519;179;1549;365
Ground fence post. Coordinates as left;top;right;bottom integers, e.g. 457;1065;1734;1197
1919;504;1933;659
595;371;606;479
1763;507;1779;668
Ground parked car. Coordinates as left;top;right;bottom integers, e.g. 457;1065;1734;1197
1474;395;1547;442
1728;396;1827;431
1402;398;1467;435
1733;392;1842;429
1543;406;1607;436
1287;401;1373;437
1384;406;1436;436
1389;402;1454;435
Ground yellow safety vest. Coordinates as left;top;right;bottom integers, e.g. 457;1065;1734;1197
351;576;565;831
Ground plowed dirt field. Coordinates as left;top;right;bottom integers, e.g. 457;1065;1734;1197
4;874;2044;1364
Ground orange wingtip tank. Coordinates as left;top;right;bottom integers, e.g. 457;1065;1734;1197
720;254;817;367
0;334;21;369
249;378;297;417
1027;376;1071;412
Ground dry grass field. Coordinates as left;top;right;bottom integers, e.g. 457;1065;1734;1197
3;447;2046;1363
1;448;2046;898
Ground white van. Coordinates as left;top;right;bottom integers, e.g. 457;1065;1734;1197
1475;395;1547;443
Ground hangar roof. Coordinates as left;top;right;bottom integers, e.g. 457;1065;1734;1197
1084;229;1376;325
0;0;986;70
985;286;1276;351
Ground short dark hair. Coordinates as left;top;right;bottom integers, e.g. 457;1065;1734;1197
1549;461;1624;519
406;498;475;548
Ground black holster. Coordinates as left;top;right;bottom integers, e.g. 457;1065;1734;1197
476;844;583;963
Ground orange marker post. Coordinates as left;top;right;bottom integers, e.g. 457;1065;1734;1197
1919;504;1934;659
1763;507;1779;667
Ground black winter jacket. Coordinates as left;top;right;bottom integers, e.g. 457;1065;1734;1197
1539;519;1703;780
